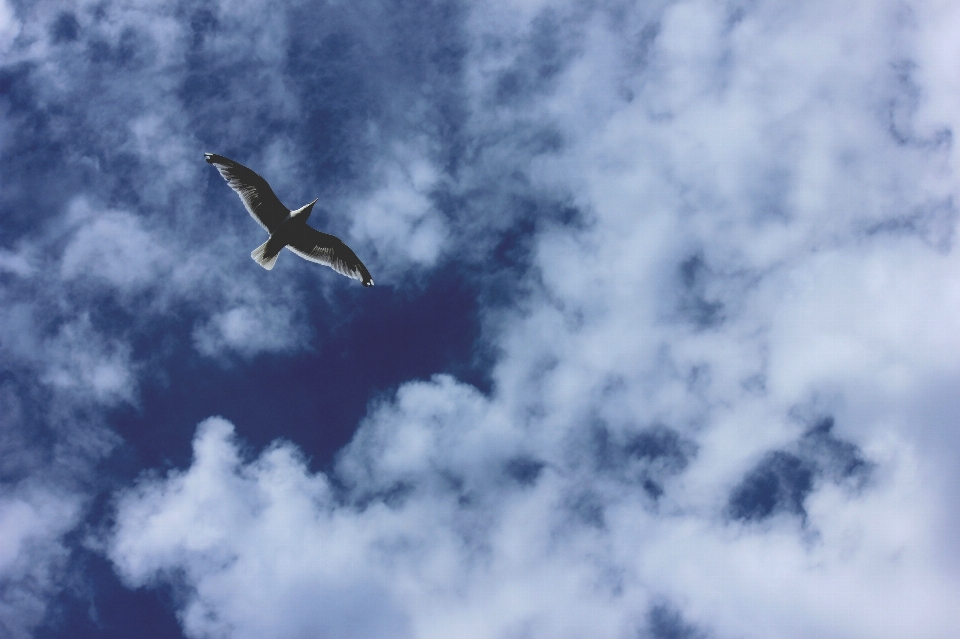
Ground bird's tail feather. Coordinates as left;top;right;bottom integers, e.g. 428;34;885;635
251;240;280;270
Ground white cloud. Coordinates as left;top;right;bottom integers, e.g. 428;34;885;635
0;486;82;639
111;397;960;638
0;304;137;407
0;0;19;55
0;3;324;623
111;418;411;639
108;0;960;637
42;319;136;404
5;181;320;376
349;143;448;274
60;200;170;292
0;247;35;277
193;303;307;359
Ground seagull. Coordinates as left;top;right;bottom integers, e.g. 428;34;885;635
204;153;374;286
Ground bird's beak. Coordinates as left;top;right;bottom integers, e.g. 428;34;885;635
291;198;320;223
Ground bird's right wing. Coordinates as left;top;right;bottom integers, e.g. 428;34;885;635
287;227;375;286
205;153;289;233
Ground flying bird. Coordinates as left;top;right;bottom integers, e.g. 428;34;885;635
204;153;374;286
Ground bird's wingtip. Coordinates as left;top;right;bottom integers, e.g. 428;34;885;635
363;278;374;287
204;152;215;163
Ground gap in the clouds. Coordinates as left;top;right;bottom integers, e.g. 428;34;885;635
0;64;88;238
677;253;726;330
646;602;708;639
0;374;51;479
458;193;585;311
107;268;489;475
35;484;186;639
35;546;186;639
589;420;698;503
726;416;873;524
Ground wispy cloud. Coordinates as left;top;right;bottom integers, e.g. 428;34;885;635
0;486;80;639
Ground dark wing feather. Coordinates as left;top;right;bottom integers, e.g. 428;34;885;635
287;226;374;286
205;153;289;233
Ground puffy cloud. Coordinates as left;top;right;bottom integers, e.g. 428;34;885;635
349;143;448;273
111;418;411;639
111;396;959;638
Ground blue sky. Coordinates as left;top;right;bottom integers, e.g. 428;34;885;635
2;1;960;638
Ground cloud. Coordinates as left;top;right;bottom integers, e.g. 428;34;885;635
106;1;960;638
0;486;81;639
2;0;960;637
0;1;420;631
111;397;959;639
0;0;18;55
111;418;411;639
348;143;449;274
192;303;307;359
39;315;137;404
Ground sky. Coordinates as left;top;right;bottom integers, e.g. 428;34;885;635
1;0;960;638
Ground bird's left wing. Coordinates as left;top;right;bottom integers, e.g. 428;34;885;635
287;227;375;287
205;153;289;233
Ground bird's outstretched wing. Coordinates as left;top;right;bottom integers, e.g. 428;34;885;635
287;227;374;286
205;153;289;233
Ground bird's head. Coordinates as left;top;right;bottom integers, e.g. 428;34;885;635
291;198;319;223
